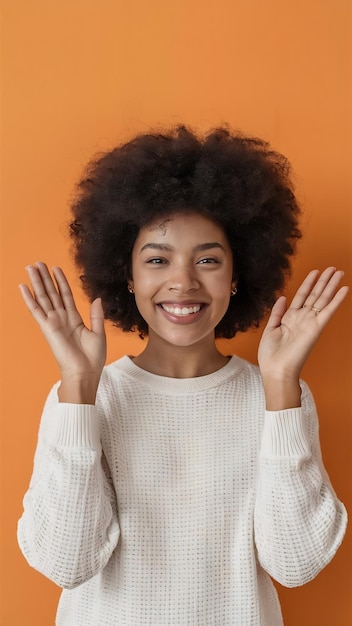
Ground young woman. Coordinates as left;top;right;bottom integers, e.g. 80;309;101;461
18;126;348;625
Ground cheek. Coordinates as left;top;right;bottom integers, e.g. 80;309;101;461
209;271;232;295
133;272;159;295
132;273;160;313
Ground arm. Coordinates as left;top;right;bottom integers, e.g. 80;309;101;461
17;384;120;589
17;262;120;587
254;383;347;587
254;267;348;585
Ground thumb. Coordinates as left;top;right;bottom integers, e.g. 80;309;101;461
90;298;106;335
265;296;287;331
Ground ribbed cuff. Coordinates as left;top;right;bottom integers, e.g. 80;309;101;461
260;408;311;458
51;403;101;450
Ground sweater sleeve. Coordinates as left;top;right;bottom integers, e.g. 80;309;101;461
17;384;120;589
254;381;347;588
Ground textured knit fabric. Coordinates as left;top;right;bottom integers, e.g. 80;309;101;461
18;355;347;626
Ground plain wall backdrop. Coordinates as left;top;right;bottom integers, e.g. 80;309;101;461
1;1;351;624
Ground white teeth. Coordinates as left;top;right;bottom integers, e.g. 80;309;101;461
161;304;201;316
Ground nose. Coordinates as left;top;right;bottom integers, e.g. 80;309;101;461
168;264;200;294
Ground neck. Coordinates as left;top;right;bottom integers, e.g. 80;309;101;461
133;337;229;378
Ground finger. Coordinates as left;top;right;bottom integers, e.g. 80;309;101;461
52;266;80;313
90;298;106;336
289;269;320;310
313;285;349;324
35;262;65;310
19;283;47;324
25;264;57;314
305;269;345;310
264;296;287;331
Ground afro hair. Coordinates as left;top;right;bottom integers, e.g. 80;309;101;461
70;125;301;338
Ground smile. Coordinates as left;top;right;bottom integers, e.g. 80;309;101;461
160;304;202;316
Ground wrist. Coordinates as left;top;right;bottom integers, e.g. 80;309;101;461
261;376;301;411
58;375;100;404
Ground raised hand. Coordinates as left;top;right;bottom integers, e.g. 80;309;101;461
19;262;107;403
258;267;349;409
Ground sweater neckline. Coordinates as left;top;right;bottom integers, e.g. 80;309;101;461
112;354;246;393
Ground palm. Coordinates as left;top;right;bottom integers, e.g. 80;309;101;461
19;263;106;379
258;267;348;381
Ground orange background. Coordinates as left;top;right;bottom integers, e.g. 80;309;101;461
1;1;351;624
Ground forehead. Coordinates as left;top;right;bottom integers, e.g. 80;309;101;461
138;212;228;241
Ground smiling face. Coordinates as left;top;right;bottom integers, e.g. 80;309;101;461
130;212;235;353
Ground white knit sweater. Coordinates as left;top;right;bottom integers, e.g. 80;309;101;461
18;355;347;626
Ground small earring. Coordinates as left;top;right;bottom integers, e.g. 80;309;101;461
128;284;134;294
231;286;237;296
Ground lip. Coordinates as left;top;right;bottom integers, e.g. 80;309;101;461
157;301;207;306
156;302;208;325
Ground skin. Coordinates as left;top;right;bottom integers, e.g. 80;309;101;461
129;213;235;378
19;212;349;409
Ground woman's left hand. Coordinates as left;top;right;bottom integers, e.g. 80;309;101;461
258;267;349;404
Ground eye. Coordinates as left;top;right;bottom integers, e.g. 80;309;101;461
197;257;220;265
146;257;168;265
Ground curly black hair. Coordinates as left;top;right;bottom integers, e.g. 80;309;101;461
70;125;301;338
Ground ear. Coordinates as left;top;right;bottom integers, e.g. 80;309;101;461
231;281;237;296
127;281;134;294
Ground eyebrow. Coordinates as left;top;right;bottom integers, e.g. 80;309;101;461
139;242;226;253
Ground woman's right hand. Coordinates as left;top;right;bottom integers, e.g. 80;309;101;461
19;262;107;403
